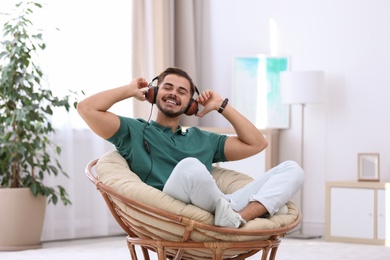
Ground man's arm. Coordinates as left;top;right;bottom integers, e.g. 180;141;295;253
77;77;148;139
196;90;268;161
219;103;268;161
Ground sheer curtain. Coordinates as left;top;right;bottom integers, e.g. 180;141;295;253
39;0;134;241
131;0;203;126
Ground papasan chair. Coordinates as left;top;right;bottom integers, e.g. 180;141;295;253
85;151;301;260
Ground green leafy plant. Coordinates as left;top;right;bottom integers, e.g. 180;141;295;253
0;1;77;205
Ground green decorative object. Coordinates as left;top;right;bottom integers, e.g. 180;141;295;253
233;56;290;129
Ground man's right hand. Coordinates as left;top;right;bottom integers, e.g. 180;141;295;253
129;77;149;102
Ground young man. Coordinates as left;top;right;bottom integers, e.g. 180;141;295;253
77;67;304;228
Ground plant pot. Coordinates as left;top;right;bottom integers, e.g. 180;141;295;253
0;187;46;251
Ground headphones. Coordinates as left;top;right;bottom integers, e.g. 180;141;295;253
145;76;199;116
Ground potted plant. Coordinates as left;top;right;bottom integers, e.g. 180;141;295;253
0;1;75;250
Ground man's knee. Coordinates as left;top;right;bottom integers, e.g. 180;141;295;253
176;157;213;184
281;160;305;185
177;157;201;167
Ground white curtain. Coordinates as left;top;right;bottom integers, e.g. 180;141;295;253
42;130;123;241
37;0;134;241
131;0;203;126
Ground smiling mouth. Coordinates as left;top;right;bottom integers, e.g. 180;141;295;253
165;99;180;106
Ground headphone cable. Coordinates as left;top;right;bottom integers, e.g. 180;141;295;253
143;104;154;182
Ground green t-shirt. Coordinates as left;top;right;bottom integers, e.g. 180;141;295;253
107;116;228;190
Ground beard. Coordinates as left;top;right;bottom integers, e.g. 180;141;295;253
156;99;187;118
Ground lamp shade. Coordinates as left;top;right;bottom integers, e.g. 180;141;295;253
280;71;325;104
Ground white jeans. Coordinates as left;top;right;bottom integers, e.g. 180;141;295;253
163;157;304;216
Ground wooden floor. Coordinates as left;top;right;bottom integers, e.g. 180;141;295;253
1;235;390;260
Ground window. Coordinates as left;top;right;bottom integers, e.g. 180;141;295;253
1;0;133;128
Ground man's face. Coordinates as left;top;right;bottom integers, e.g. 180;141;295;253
156;74;192;118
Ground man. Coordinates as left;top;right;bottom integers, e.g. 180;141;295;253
77;67;304;228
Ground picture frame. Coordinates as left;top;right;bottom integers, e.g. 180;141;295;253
232;55;290;129
358;153;380;182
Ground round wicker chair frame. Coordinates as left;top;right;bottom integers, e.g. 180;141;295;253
86;158;301;260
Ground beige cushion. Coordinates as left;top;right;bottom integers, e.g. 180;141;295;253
96;151;299;242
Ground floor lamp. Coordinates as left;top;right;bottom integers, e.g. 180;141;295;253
280;71;325;239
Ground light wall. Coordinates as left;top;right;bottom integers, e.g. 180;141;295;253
198;0;390;234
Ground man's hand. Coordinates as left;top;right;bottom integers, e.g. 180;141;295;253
129;77;149;101
195;90;224;117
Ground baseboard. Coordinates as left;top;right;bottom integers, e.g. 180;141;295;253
302;221;325;237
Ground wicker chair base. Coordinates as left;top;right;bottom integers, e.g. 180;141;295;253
127;236;281;260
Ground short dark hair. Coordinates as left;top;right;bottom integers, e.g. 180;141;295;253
157;67;197;96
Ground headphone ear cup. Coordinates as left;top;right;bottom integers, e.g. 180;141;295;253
146;87;158;104
185;99;199;116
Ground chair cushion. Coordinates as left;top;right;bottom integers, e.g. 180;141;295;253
96;151;299;242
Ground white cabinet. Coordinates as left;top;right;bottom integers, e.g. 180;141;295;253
330;187;374;239
326;181;388;245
